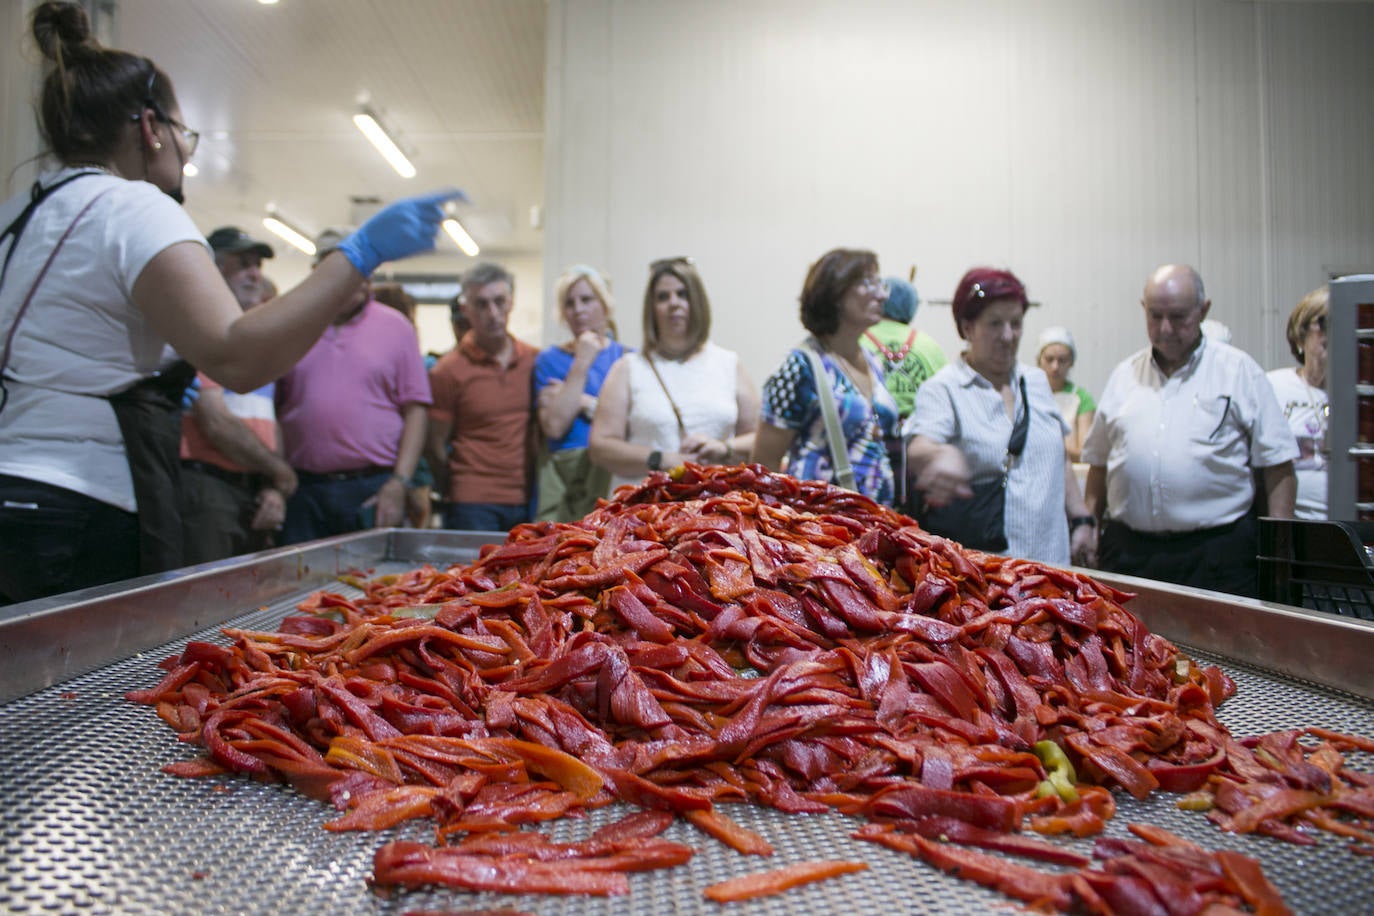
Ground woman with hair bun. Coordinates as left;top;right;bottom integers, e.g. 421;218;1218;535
0;2;458;603
532;264;627;520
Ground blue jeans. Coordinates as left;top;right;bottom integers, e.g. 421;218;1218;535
282;471;392;545
443;502;528;533
0;474;139;604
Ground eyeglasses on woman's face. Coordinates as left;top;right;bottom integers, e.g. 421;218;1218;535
857;275;889;296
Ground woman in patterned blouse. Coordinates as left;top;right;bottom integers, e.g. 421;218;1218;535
753;249;900;505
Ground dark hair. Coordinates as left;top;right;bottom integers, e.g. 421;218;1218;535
372;283;417;323
643;258;711;356
799;249;878;337
32;2;178;165
951;267;1028;339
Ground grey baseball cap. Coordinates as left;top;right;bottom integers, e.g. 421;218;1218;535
206;226;274;259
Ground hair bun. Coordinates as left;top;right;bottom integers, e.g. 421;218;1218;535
32;1;96;62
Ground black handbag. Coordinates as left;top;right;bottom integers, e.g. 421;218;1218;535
916;376;1029;552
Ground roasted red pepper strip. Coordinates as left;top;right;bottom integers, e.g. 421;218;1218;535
701;860;868;902
684;808;774;856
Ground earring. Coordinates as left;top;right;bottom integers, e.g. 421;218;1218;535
152;141;163;150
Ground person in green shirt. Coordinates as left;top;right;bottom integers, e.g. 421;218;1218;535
1036;326;1097;462
860;277;947;420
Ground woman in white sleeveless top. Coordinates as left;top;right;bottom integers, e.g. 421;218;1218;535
590;257;759;492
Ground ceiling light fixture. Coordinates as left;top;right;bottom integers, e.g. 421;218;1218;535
262;210;317;256
353;108;416;179
442;218;479;257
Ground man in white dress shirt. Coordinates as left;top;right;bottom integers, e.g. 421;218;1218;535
1082;264;1297;598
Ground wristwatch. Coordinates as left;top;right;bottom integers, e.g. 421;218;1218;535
1069;515;1097;531
389;472;412;488
647;450;663;471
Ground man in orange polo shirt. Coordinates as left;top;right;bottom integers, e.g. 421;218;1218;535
426;262;538;531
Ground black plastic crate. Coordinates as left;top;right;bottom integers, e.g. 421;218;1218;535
1258;518;1374;620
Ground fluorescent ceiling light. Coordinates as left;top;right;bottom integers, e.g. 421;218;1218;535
263;214;317;256
353;110;416;179
442;218;479;257
258;0;279;5
182;162;198;177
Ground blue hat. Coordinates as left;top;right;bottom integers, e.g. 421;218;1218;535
882;277;919;323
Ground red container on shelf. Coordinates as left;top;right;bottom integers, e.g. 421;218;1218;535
1361;302;1374;329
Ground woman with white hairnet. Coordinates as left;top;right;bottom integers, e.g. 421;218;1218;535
1036;327;1096;462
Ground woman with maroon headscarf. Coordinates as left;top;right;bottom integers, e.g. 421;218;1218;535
903;267;1096;567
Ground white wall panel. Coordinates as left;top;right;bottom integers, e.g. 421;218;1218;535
545;0;1373;395
1261;1;1374;369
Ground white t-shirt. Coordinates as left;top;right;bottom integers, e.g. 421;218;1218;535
1081;338;1299;532
610;342;739;491
1266;366;1327;520
0;168;207;511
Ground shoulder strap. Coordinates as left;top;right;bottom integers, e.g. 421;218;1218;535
0;179;116;412
644;354;688;436
803;340;856;491
0;172;99;290
1001;375;1031;480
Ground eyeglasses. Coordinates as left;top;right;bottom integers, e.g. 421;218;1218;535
134;63;200;157
858;276;889;296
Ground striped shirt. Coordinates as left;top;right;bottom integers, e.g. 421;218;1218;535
904;358;1071;565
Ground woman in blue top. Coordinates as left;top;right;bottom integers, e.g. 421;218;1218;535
754;248;900;504
533;265;627;520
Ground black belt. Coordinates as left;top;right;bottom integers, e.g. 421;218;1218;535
1104;516;1245;544
181;460;259;490
296;466;392;483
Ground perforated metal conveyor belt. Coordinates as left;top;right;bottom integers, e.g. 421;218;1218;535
2;548;1373;915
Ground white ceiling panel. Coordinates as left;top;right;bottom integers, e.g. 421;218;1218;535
113;0;546;268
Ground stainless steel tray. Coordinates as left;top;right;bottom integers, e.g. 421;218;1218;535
2;531;1372;915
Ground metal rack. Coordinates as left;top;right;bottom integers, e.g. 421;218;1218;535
2;533;1373;914
1327;275;1374;520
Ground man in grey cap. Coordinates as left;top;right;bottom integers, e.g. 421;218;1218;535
206;226;274;309
177;226;296;563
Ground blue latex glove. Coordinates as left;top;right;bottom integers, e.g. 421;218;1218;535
335;188;468;276
181;375;201;411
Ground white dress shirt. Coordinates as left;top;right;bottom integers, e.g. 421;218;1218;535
1082;337;1298;532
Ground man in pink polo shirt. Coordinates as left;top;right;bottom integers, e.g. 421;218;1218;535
426;262;538;531
274;230;431;543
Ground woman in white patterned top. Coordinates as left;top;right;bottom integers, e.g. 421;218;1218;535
1266;285;1328;520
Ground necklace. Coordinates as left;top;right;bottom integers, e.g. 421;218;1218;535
821;342;874;401
1298;367;1329;441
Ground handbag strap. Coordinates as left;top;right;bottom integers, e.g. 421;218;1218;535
1002;375;1031;477
803;340;857;491
644;353;688;437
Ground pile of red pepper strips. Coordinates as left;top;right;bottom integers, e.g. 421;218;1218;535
129;463;1374;913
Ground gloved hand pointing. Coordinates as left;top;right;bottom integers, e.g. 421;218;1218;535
336;188;468;276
